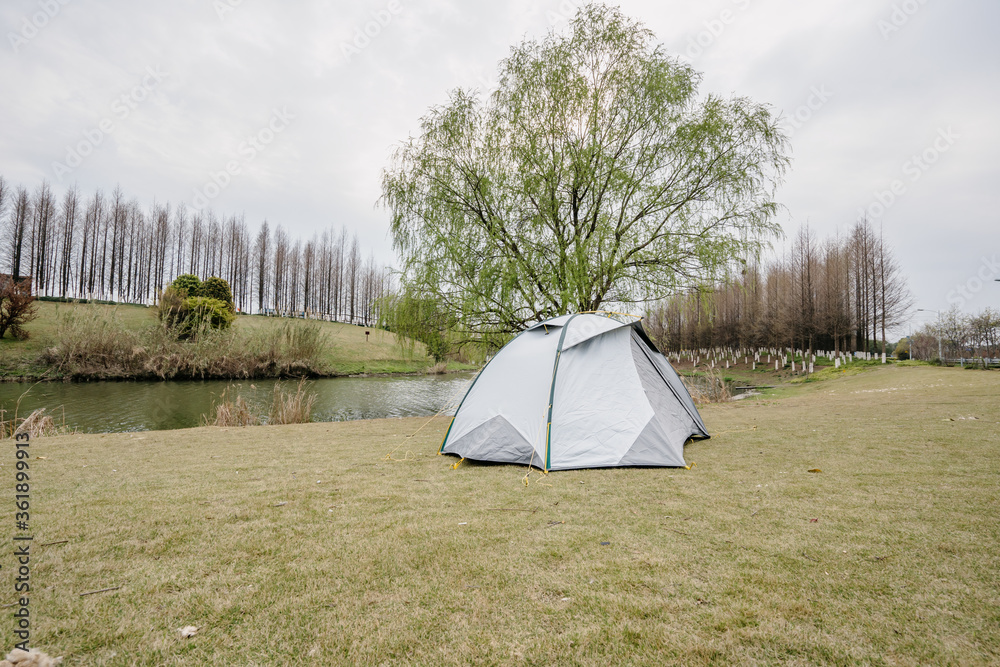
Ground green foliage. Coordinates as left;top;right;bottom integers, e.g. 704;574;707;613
895;337;911;360
379;292;453;362
171;274;202;297
381;4;789;337
199;276;235;312
155;286;190;331
185;297;235;334
160;277;234;338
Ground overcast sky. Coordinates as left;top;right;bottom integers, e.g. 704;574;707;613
2;0;997;332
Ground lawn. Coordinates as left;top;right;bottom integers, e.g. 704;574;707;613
3;365;998;664
0;301;444;379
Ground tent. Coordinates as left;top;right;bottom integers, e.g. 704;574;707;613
440;313;709;470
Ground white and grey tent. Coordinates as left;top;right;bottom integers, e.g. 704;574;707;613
440;313;709;470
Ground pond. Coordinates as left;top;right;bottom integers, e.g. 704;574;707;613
0;374;476;434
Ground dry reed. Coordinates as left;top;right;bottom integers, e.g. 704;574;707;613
684;369;733;404
202;386;260;427
41;307;330;380
268;379;316;425
0;408;62;439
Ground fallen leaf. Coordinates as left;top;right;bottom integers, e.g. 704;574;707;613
808;469;822;473
178;625;199;638
35;456;48;460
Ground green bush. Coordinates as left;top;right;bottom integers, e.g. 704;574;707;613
156;286;190;331
199;276;235;312
185;297;234;335
171;274;202;297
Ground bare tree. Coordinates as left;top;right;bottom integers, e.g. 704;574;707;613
57;186;80;296
29;182;56;295
254;221;270;313
6;186;31;280
876;224;912;355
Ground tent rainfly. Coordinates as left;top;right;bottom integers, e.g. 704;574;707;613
440;313;709;471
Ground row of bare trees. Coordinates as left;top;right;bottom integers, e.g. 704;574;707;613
0;176;389;325
908;306;1000;363
645;220;912;356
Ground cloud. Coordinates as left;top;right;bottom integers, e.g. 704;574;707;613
0;0;996;317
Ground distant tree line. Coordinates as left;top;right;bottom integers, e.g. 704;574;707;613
906;306;1000;363
645;220;912;356
0;176;389;325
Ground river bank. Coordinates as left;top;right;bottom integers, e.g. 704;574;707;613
0;372;476;433
10;365;999;663
0;301;472;382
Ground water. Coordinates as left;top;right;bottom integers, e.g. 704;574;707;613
0;374;476;434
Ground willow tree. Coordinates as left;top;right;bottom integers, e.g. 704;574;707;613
382;3;789;337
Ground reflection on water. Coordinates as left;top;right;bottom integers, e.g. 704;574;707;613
0;374;476;434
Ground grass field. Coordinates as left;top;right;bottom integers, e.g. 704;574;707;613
0;301;445;379
4;365;999;664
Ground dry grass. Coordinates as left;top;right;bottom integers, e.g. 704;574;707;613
202;387;259;427
0;383;68;438
201;381;317;427
6;365;999;664
39;307;332;380
1;301;443;380
267;379;316;425
0;407;62;439
424;361;449;375
684;368;733;404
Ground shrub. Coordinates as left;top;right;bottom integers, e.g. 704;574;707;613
158;283;233;338
155;286;190;331
0;275;38;340
184;297;234;335
171;274;202;297
199;276;235;312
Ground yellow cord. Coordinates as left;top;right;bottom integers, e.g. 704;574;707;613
709;424;757;438
383;376;473;462
521;413;553;487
